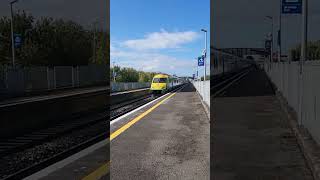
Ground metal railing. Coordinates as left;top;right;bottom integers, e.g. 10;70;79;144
0;64;107;97
264;61;320;144
111;82;150;92
212;48;252;76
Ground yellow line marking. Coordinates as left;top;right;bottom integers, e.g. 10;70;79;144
82;161;110;180
110;91;177;141
82;86;182;180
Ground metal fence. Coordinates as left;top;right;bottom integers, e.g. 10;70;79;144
111;82;150;92
0;64;107;96
264;61;320;144
191;80;210;108
212;48;252;76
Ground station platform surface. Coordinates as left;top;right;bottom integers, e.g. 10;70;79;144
0;85;108;107
24;83;208;180
110;83;210;179
212;68;314;179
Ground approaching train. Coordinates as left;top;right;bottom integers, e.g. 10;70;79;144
150;74;185;94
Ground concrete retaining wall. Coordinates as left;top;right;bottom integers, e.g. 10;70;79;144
191;80;210;108
264;61;320;144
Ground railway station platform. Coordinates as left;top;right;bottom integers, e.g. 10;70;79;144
23;83;209;180
110;83;210;179
212;68;314;179
23;139;110;180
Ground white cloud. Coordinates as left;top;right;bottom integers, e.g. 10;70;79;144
111;45;194;75
122;29;199;51
110;29;208;76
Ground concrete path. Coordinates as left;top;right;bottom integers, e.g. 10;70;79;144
111;83;210;180
212;69;313;180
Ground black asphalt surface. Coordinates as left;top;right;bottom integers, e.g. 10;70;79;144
211;68;314;179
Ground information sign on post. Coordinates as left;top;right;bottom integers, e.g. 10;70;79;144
14;33;22;48
198;56;204;66
282;0;302;14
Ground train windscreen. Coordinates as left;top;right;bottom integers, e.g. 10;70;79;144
153;78;167;83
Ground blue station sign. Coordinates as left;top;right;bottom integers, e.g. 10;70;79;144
282;0;302;14
14;33;22;48
198;56;204;66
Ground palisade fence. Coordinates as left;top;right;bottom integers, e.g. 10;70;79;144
212;48;253;76
191;80;210;108
111;82;150;92
0;64;107;97
264;61;320;144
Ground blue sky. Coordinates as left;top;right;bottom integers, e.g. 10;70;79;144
110;0;210;77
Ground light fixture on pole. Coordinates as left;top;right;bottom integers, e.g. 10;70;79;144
113;61;116;82
10;0;19;67
278;1;282;63
299;0;308;125
201;29;207;82
92;19;99;63
265;16;274;69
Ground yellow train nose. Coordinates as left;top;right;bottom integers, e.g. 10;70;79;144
151;83;166;90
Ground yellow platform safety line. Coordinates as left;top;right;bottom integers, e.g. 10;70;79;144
82;161;110;180
81;90;179;180
110;91;177;141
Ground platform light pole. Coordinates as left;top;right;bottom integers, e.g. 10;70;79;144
300;0;308;74
10;0;18;67
92;19;99;63
278;0;282;63
265;16;274;70
113;61;116;82
299;0;308;125
201;29;207;82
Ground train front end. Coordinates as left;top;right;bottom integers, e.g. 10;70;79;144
150;74;168;94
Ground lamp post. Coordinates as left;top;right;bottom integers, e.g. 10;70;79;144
265;16;274;70
278;1;282;63
113;61;116;82
10;0;19;67
92;20;99;63
201;29;207;81
298;0;308;125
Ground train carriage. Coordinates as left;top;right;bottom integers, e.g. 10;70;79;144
150;74;183;94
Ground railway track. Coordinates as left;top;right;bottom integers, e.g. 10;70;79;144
111;94;155;120
0;109;107;180
0;85;185;179
212;66;253;98
110;84;185;120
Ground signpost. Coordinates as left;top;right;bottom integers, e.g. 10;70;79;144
265;40;272;53
280;0;305;125
198;56;204;66
13;33;22;48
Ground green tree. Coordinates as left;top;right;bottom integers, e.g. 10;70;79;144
290;40;320;61
0;11;105;66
